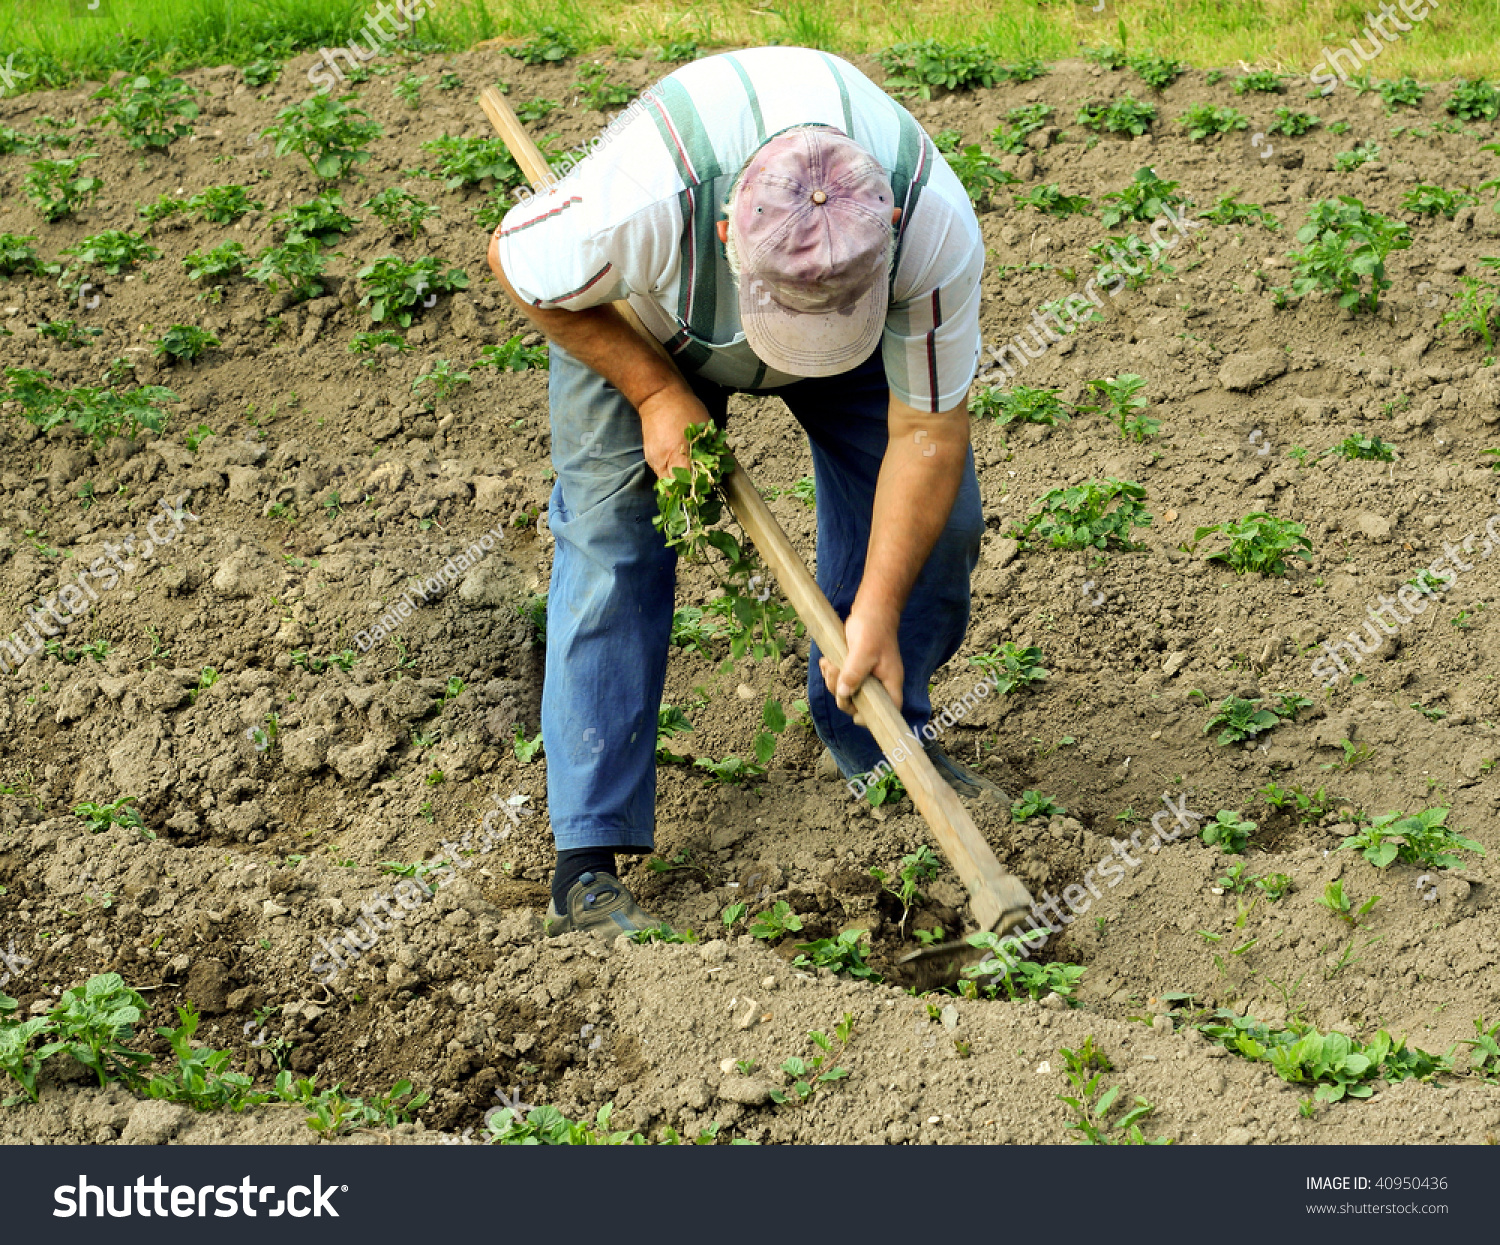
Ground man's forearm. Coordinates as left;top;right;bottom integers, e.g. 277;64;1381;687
855;404;969;625
487;234;689;411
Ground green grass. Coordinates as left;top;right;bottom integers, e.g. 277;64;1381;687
0;1;1495;94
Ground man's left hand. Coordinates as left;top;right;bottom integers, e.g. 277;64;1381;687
818;604;904;725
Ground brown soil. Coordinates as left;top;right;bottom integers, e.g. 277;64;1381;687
2;45;1499;1145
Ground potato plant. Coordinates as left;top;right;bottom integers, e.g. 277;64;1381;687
92;73;198;149
1178;103;1248;141
1192;512;1312;575
357;256;469;326
23;155;102;222
263;94;381;179
1010;479;1153;552
1076;97;1157;136
1287;197;1410;313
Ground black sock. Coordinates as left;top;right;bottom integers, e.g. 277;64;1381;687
552;847;617;910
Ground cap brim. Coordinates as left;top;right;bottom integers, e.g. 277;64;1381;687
740;277;886;378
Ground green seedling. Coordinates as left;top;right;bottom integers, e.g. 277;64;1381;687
478;334;550;371
969;384;1071;425
0;233;41;277
931;131;1016;204
262;94;381;179
1260;781;1340;824
963;930;1084;1001
1373;75;1427;107
1192;1009;1448;1102
749;901;803;942
393;72;429;108
517;592;547;643
412;359;473;409
1201;694;1300;746
1235;70;1285;94
990;103;1052;154
184;184;262;224
1076;96;1157;136
348;329;411;368
629;925;699;945
72;796;152;839
1340;807;1484;870
1058;1055;1169;1145
421;133;525;192
248;240;328;303
1287;196;1410;313
1256;873;1293;902
1441;259;1500;348
273;190;357;245
1322;737;1373;770
152;325;219;364
57;230;159;277
1081;44;1127;69
1460;1018;1500;1079
1332;143;1380;172
357;256;468;326
1098;166;1186;227
1081;373;1158;441
670;606;727;656
182;240;250;293
573;62;636;111
515;96;560;122
862;769;906;807
1128;50;1183;90
1009;479;1153;552
654;703;693;764
512;726;543;764
1267;107;1320;137
1446;78;1500;122
365;187;440;237
35;320;101;349
509;25;579;65
1191;513;1312;575
1216;862;1253;893
1011;790;1065;821
870;846;940;932
768;1016;854;1105
1201;810;1255;854
968;641;1048;693
1403;183;1478;220
767;476;816;507
1178;102;1248;141
1318;879;1381;928
93;73;198;149
1013;183;1093;217
1334;434;1395;462
876;39;1004;100
792;930;881;981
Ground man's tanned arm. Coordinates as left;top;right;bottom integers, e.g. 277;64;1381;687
488;230;701;479
819;397;969;719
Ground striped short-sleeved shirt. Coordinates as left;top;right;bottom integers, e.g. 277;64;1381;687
496;47;984;413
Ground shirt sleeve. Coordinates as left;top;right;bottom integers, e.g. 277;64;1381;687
494;144;682;313
881;165;984;414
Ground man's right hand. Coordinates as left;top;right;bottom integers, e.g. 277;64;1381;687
637;384;710;481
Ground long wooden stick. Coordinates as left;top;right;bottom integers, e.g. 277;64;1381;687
480;87;1033;934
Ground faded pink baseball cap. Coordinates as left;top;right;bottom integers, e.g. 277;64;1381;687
732;127;896;377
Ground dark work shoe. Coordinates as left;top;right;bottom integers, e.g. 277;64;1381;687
545;871;666;938
924;743;1011;806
